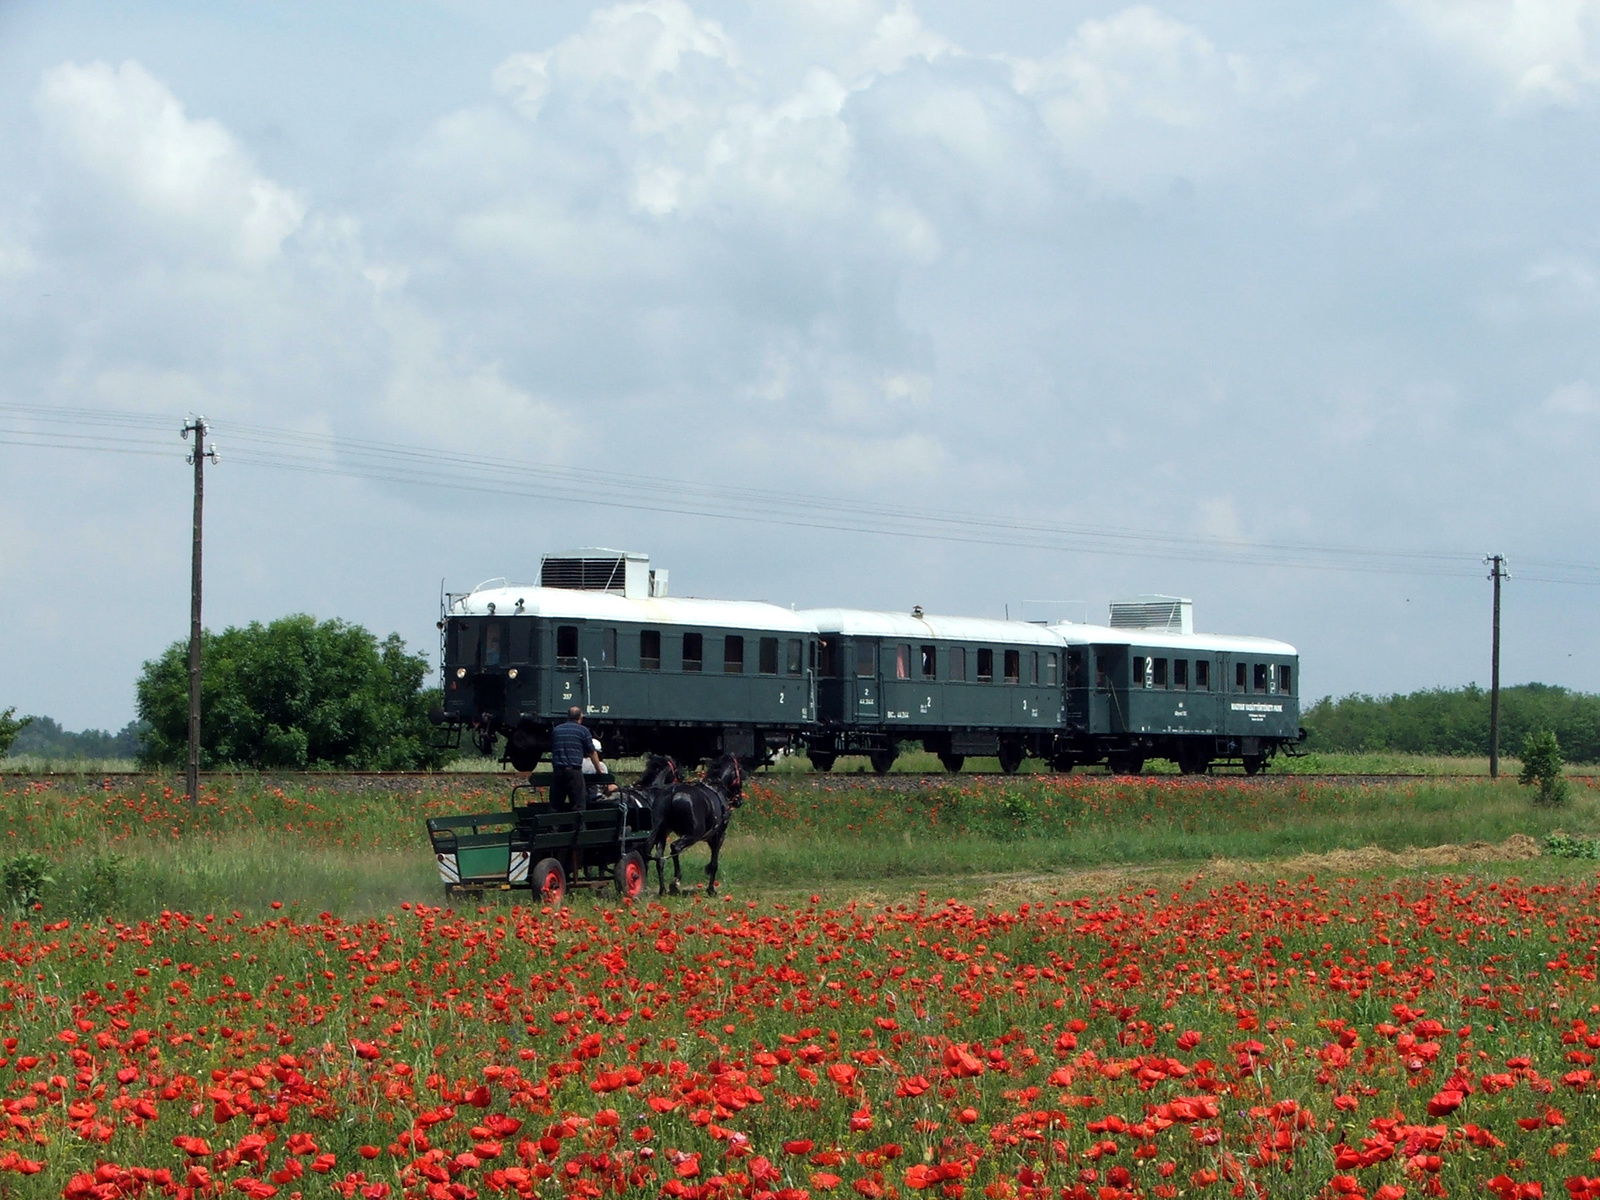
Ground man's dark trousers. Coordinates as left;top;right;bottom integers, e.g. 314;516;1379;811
550;767;586;811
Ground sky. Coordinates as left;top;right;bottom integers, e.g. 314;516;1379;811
2;0;1599;732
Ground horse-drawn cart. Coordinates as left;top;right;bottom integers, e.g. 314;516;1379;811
425;778;653;906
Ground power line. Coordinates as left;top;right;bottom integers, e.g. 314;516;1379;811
3;401;1599;585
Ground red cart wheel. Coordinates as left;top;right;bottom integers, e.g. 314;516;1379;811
532;858;566;910
614;851;646;900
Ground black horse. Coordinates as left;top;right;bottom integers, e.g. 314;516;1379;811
613;753;681;809
649;754;744;896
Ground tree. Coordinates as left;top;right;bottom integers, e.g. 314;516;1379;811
1519;728;1568;806
135;615;456;770
0;709;32;760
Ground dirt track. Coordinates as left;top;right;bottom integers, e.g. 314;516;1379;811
969;834;1545;907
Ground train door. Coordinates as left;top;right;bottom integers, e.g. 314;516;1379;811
816;636;846;723
853;639;881;724
550;620;586;714
1064;647;1089;731
1093;645;1131;734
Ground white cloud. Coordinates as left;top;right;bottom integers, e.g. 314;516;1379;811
35;60;305;265
1543;378;1600;414
1401;0;1600;104
1010;6;1253;188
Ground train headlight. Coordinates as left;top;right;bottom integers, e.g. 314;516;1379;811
508;668;519;680
455;667;466;679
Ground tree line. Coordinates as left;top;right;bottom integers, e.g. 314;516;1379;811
1301;683;1600;763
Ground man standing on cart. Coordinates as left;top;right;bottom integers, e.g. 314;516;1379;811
550;707;602;810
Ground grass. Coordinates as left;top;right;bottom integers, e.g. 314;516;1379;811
0;770;1596;921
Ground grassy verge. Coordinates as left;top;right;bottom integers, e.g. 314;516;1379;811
0;772;1596;919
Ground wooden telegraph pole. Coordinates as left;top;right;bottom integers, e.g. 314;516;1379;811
1486;554;1507;779
182;418;218;806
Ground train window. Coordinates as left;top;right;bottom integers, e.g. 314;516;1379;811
819;637;839;678
481;621;505;667
1003;649;1020;684
1095;653;1109;690
1235;662;1247;691
759;637;779;675
1174;658;1188;689
556;626;579;670
448;621;474;666
508;620;531;664
787;639;804;674
1152;657;1167;688
683;632;703;672
1062;652;1079;689
895;644;910;680
1253;663;1268;693
640;630;661;671
1196;660;1210;690
1278;664;1292;694
856;641;876;677
949;647;966;681
724;636;745;674
1029;651;1039;685
977;649;994;682
920;645;936;679
601;628;617;667
1133;656;1148;689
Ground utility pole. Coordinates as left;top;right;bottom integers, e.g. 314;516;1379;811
182;418;218;806
1486;554;1508;780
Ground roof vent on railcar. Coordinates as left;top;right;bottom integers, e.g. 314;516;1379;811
539;549;668;599
1108;595;1193;634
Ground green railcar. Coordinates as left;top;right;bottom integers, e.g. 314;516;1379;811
1054;597;1302;774
437;550;818;768
801;608;1066;773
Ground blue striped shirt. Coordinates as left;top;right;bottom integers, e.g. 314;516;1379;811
550;720;595;768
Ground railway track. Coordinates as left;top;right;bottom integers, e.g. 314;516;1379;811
2;768;1589;784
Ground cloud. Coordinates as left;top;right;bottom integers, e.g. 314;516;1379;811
1401;0;1600;104
1009;6;1255;189
35;60;305;266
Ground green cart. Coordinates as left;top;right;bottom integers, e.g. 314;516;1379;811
424;778;654;906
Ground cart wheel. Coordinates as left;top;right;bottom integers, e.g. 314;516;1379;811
614;851;646;900
531;858;566;909
870;748;898;775
809;752;836;773
938;753;965;774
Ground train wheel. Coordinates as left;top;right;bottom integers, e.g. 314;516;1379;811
870;748;898;775
1107;755;1144;776
532;858;566;910
809;752;836;773
938;753;965;774
614;852;646;900
1242;755;1265;776
1178;750;1211;775
997;743;1025;775
1050;756;1075;774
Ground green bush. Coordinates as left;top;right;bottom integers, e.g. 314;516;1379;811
0;708;32;759
1;852;52;910
73;853;125;915
135;615;455;770
1545;831;1600;859
1520;728;1569;806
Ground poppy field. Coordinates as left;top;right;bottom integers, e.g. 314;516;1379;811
2;774;1600;1198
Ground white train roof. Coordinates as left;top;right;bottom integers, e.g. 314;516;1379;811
799;608;1068;648
1050;622;1297;656
449;585;816;634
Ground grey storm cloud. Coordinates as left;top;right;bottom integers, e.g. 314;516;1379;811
1;0;1599;729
